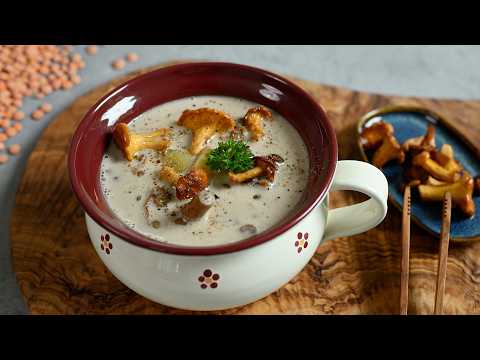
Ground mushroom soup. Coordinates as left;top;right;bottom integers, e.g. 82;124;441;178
100;96;309;246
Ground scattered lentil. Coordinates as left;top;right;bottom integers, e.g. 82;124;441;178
61;80;73;90
112;58;126;70
31;109;44;120
126;52;139;62
71;75;81;85
40;102;53;112
71;53;82;62
8;144;21;155
86;45;98;55
5;127;17;137
13;111;24;121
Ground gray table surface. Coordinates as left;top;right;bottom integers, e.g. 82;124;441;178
1;45;479;315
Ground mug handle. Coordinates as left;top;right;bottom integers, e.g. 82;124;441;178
323;160;389;241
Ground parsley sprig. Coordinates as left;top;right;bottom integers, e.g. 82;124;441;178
206;140;254;174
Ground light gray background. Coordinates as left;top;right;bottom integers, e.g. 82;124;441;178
1;45;479;314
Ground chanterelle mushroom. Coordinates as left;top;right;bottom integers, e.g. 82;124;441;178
402;124;436;154
158;166;181;186
403;164;429;185
113;123;170;161
360;121;394;150
242;107;273;141
177;108;235;155
424;176;447;186
412;151;460;183
179;190;215;222
431;144;462;173
175;168;209;200
159;157;211;201
372;134;405;168
418;172;475;217
229;154;284;183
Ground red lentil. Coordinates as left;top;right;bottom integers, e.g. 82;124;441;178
6;127;17;137
126;52;139;62
112;58;126;70
72;53;82;62
62;80;73;90
40;102;53;113
13;111;25;121
0;45;86;143
8;144;21;155
32;109;44;120
86;45;98;55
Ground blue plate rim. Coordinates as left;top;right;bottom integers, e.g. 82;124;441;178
356;105;480;243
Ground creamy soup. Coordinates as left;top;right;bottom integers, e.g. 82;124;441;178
100;96;309;246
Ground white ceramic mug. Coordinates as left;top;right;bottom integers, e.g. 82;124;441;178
69;62;388;311
85;160;387;311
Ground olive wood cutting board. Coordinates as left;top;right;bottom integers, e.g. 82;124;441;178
10;61;480;314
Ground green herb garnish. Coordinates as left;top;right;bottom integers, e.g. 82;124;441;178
206;140;255;174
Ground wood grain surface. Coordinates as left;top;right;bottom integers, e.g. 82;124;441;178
10;61;480;314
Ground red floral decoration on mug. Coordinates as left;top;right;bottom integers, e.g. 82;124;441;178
198;269;220;289
100;233;113;254
295;232;309;253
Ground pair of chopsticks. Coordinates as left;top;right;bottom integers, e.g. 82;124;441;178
399;186;452;315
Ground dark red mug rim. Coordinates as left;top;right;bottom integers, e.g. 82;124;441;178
68;62;338;256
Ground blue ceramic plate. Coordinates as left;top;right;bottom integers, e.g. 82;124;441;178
357;106;480;242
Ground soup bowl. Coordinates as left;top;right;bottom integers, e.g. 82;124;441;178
68;62;388;311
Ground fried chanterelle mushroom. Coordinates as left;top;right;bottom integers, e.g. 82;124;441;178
159;165;209;201
242;107;273;141
175;168;209;200
403;164;430;187
360;121;405;169
113;123;170;161
402;124;436;154
412;151;461;183
229;154;284;183
179;189;215;222
401;128;462;189
177;108;235;155
360;121;394;150
418;172;476;217
432;144;462;173
372;134;405;168
158;165;181;186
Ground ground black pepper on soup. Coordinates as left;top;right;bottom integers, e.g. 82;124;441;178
100;96;309;246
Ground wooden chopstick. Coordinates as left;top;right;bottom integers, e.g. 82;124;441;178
434;192;452;315
400;185;411;315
